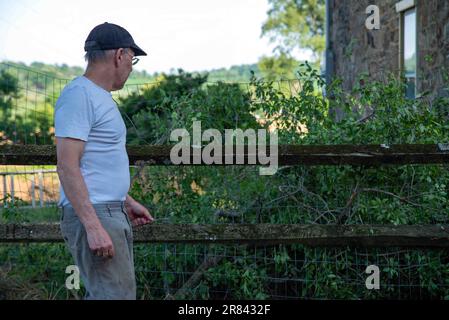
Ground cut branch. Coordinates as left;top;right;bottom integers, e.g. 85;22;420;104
170;254;223;300
360;188;425;208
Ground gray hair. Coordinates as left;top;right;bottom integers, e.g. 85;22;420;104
84;49;114;64
84;48;131;65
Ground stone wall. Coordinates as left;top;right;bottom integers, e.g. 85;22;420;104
416;0;449;97
328;0;449;98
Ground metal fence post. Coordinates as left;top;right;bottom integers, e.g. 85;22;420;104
2;174;6;208
10;174;14;206
31;177;36;208
38;171;44;208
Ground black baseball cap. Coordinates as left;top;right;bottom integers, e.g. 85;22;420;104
84;22;147;56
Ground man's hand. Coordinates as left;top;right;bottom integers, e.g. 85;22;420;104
85;223;115;258
125;197;154;227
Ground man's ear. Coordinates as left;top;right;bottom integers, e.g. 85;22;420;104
113;48;123;68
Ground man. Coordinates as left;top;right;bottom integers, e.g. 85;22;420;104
55;22;154;300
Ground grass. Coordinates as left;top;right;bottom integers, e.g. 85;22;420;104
0;165;57;173
0;265;48;300
0;205;60;223
0;243;75;300
0;203;75;299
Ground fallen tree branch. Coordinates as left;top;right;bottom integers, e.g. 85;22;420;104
360;188;425;208
169;254;223;300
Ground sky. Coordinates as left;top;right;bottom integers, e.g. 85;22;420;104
0;0;308;73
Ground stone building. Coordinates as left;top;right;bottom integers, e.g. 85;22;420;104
325;0;449;99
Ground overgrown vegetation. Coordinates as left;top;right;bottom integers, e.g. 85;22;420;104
1;62;449;299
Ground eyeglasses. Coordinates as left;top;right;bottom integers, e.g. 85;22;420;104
122;49;139;65
131;56;139;66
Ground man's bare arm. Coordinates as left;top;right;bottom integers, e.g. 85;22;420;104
125;194;136;207
56;137;115;257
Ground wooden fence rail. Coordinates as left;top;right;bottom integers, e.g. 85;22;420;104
1;144;449;166
2;144;448;247
2;223;449;247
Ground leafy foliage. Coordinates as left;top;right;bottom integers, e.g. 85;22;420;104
0;68;54;144
119;69;259;145
261;0;325;59
257;52;300;81
2;62;449;299
119;65;449;299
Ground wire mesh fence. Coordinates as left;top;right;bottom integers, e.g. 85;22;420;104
2;243;449;300
1;62;449;300
0;162;448;299
0;62;69;145
1;164;447;226
0;61;307;147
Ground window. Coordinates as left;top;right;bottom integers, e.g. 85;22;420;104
397;0;417;99
403;8;416;98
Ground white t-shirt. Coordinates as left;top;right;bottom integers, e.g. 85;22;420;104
54;76;130;207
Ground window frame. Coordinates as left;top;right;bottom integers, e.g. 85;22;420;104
397;0;418;98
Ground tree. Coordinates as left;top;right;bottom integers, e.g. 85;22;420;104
0;70;20;133
261;0;325;60
258;52;299;81
119;69;208;117
0;70;52;144
118;70;258;145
